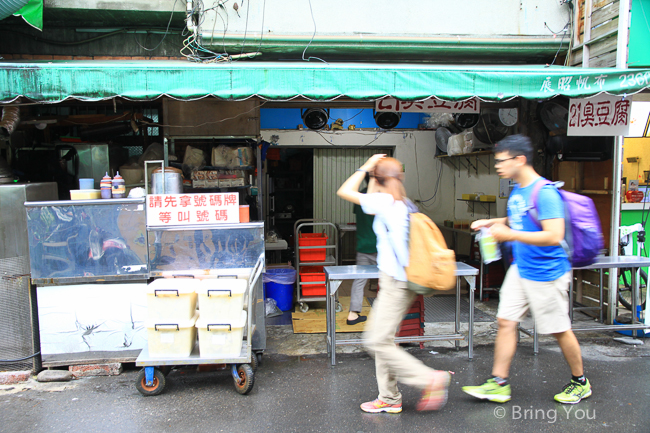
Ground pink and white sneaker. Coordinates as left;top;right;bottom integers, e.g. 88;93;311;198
360;399;403;414
416;370;452;411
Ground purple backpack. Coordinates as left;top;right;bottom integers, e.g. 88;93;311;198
529;179;604;268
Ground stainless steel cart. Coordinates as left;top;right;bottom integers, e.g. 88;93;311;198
135;252;264;396
294;219;341;313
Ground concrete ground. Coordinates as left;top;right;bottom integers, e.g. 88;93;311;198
1;340;649;433
2;291;648;432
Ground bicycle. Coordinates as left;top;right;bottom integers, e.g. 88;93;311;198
617;224;648;311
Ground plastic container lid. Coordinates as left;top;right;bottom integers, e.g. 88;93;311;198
146;310;199;329
196;278;247;296
196;311;247;330
147;278;201;295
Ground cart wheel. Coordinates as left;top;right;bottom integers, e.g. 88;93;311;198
233;364;255;395
256;352;263;366
335;302;343;313
135;368;166;396
250;353;259;372
299;303;309;313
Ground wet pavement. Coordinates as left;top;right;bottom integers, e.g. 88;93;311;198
1;339;649;433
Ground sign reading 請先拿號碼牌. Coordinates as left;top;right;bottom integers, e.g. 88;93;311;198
146;193;239;226
568;94;631;137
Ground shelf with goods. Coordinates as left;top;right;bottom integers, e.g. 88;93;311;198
164;137;262;215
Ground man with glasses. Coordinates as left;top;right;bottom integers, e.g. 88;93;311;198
462;134;591;404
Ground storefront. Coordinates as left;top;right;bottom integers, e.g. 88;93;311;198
2;60;650;368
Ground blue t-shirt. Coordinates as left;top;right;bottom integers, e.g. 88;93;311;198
507;178;570;282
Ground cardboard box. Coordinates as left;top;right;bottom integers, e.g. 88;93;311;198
193;180;207;188
219;179;232;187
231;178;245;187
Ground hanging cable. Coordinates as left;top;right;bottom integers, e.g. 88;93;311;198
134;0;180;51
302;0;328;64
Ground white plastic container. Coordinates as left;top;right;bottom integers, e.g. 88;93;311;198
196;311;247;357
146;311;198;358
196;278;247;322
146;278;199;321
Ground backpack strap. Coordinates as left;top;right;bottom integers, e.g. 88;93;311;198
527;178;565;228
527;178;571;259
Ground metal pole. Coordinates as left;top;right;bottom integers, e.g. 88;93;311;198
608;136;624;324
616;0;631;69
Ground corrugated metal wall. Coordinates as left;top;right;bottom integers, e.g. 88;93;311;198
313;148;391;263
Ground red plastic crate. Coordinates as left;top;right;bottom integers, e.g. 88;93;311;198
300;268;327;297
299;233;328;262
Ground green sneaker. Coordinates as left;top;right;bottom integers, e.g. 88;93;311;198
554;379;592;404
462;378;511;403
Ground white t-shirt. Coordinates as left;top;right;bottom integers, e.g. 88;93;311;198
359;193;410;281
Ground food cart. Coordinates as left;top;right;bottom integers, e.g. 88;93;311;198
24;192;265;395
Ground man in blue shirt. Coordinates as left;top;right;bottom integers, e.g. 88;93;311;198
462;134;591;404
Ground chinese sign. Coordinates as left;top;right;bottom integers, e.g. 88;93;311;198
375;97;480;113
568;94;631;136
146;193;239;226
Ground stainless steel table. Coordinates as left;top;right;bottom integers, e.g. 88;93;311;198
521;256;650;354
325;263;479;366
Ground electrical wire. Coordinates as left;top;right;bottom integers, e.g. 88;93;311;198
141;100;267;128
239;0;251;56
302;0;328;64
0;352;40;363
314;130;385;146
134;0;180;51
252;0;267;58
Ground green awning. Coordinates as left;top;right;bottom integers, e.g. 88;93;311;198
1;61;650;103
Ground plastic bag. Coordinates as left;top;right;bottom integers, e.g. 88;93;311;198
265;298;283;317
228;147;255;168
263;268;297;284
424;112;454;129
478;227;502;264
462;129;474;153
447;134;464;156
138;142;164;166
212;145;233;167
183;145;206;170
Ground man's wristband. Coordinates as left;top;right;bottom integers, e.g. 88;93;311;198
356;169;368;173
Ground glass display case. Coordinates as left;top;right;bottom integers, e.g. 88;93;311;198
147;222;264;276
25;199;148;285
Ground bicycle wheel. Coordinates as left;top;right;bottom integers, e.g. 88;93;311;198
617;267;648;311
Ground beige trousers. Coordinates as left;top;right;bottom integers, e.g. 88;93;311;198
363;271;434;404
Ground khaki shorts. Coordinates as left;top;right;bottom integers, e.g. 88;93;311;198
497;265;572;335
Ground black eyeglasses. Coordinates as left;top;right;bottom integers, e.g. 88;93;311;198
494;155;520;165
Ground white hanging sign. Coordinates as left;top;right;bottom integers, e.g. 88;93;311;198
568;94;631;136
375;97;480;113
146;193;239;226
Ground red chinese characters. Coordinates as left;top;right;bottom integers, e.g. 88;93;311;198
150;196;162;208
224;194;237;205
159;212;172;224
164;196;177;208
209;195;222;206
197;210;210;222
215;209;228;221
194;195;207;207
178;211;190;222
179;195;192;207
568;96;632;136
612;100;630;126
